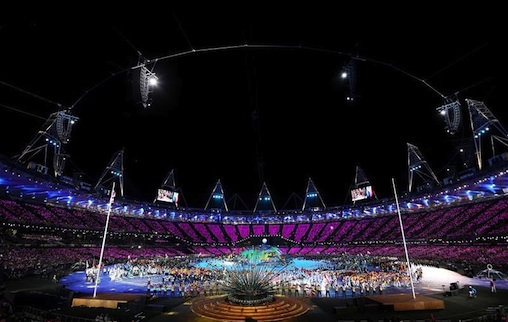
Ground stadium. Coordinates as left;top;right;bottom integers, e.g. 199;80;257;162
1;15;508;322
2;100;508;321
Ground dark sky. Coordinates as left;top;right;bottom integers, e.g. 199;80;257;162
0;10;505;209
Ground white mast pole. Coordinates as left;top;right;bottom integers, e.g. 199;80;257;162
93;182;116;298
392;178;416;299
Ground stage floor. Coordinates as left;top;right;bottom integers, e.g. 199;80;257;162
7;266;508;322
59;264;508;296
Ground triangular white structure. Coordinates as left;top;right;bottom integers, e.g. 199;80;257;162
407;143;440;193
302;177;326;211
154;169;182;207
204;179;228;211
351;166;377;203
253;181;277;212
94;149;124;197
354;166;370;187
16;110;79;177
466;99;508;170
161;169;176;190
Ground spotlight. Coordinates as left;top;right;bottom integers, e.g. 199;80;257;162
436;100;461;135
139;65;158;108
56;111;79;142
341;59;357;102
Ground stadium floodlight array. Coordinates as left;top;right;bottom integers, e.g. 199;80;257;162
466;99;508;171
138;63;158;108
16;110;78;177
436;100;462;135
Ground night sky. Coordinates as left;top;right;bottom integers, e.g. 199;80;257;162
0;10;505;209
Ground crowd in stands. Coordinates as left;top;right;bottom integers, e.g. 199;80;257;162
1;191;508;283
0;184;508;322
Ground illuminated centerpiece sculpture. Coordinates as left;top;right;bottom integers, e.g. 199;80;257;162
221;242;286;306
191;242;309;320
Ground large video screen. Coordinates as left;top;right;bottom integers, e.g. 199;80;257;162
157;188;179;204
351;185;373;202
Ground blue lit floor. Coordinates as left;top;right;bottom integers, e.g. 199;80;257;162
59;261;508;296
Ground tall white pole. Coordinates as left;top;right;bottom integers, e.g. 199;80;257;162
93;182;116;298
391;178;416;299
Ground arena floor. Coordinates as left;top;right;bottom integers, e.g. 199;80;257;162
58;262;507;297
6;264;508;322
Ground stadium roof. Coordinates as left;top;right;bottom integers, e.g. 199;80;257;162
2;154;508;221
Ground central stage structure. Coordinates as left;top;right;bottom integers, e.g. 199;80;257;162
191;295;310;322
